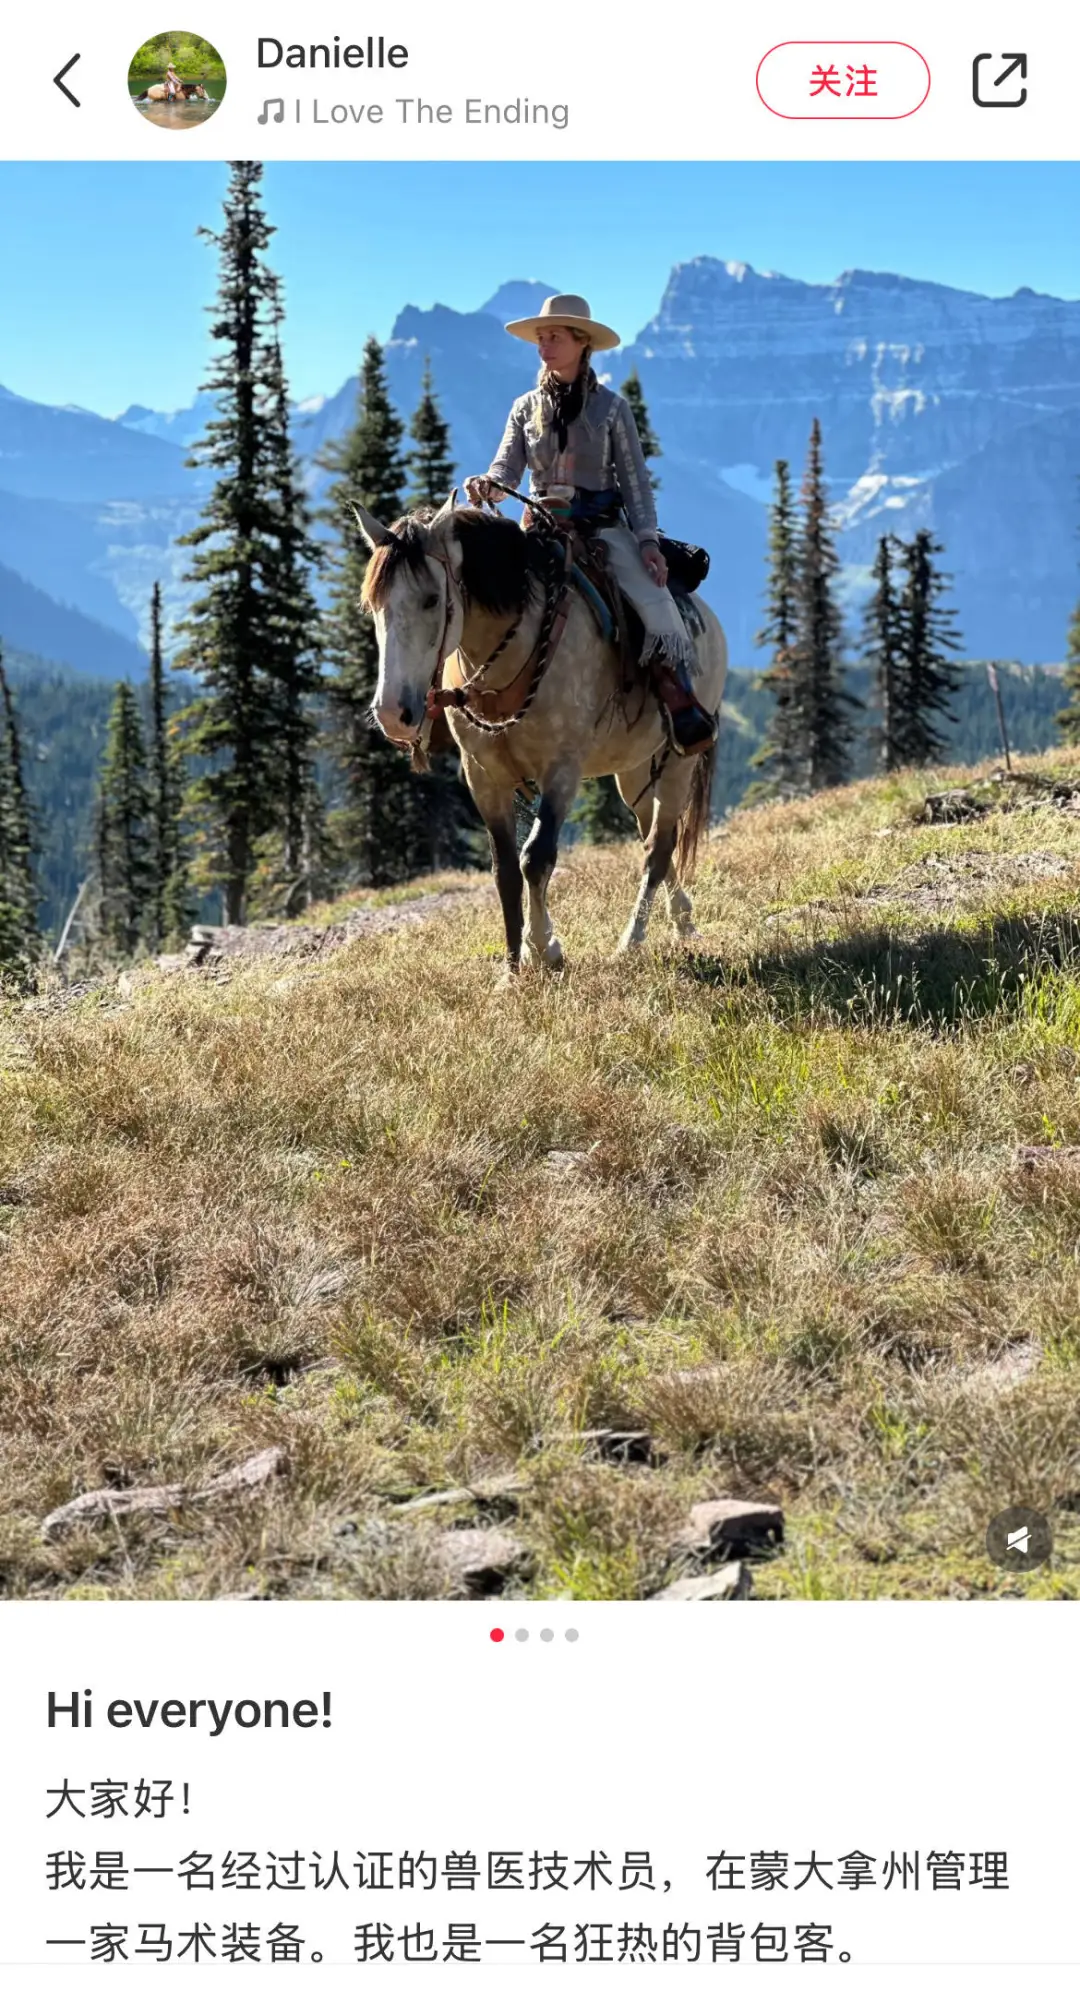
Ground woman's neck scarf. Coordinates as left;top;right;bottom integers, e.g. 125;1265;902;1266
546;365;597;452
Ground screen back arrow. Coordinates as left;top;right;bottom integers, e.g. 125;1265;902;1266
994;54;1027;88
54;54;81;107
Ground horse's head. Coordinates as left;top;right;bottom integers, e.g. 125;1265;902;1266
192;83;208;98
357;493;463;747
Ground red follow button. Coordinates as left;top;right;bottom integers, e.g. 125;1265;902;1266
757;42;930;119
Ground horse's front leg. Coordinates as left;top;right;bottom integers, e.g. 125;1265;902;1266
461;758;524;975
520;765;579;970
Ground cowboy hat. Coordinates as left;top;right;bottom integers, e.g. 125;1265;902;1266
504;293;620;352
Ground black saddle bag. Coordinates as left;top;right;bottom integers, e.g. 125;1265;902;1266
658;535;710;593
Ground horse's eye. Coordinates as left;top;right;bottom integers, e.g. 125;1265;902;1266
420;594;439;612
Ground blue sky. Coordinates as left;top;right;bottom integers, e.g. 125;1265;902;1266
2;161;1078;415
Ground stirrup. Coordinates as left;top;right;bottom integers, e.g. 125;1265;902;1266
661;702;719;757
650;660;717;757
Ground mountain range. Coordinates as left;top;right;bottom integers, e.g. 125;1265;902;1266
2;259;1079;676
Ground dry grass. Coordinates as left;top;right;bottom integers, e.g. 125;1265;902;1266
4;745;1080;1600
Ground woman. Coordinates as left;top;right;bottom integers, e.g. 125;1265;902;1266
164;61;183;100
464;293;715;754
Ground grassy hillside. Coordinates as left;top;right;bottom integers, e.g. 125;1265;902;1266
3;746;1080;1600
7;652;1069;943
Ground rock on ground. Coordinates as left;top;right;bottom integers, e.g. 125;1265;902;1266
436;1527;529;1598
650;1566;753;1601
673;1498;784;1562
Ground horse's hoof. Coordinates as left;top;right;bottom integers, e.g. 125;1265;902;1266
615;927;646;956
524;939;564;971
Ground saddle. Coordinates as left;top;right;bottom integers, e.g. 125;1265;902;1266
568;527;708;696
567;531;636;690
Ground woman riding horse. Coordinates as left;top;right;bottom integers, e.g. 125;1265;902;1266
164;62;183;100
464;293;715;754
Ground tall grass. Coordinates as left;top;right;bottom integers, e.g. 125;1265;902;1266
2;745;1080;1598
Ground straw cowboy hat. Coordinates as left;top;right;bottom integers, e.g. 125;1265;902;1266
504;293;621;352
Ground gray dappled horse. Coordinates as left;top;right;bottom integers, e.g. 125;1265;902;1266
355;496;728;974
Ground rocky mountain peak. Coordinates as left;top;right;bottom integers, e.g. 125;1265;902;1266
479;280;559;321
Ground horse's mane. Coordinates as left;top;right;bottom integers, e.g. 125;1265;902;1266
362;507;547;618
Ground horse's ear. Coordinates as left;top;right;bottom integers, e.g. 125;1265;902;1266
351;503;392;549
431;487;458;527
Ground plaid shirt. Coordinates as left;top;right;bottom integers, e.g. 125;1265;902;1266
488;381;659;543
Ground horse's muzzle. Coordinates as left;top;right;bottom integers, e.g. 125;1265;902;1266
374;701;422;746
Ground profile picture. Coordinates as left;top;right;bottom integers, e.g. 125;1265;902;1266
128;30;226;127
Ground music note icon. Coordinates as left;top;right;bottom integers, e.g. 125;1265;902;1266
258;97;285;124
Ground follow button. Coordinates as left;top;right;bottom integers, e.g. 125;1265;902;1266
756;42;931;120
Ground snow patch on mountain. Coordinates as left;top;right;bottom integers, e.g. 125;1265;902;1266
115;393;219;447
719;464;774;504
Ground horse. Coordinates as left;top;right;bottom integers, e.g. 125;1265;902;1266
136;81;208;101
354;494;728;975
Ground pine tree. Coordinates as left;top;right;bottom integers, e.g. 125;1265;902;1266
1055;489;1080;744
892;530;962;766
793;419;859;790
146;584;197;943
575;776;636;843
418;758;488;875
174;160;294;925
406;359;456;508
620;368;661;492
262;328;325;906
752;460;803;796
96;682;153;956
319;336;418;885
0;646;39;973
147;580;168;940
1058;595;1080;743
145;580;188;944
864;535;906;771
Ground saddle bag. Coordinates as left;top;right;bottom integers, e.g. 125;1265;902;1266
658;535;710;594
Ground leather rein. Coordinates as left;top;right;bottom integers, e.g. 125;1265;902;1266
416;485;573;752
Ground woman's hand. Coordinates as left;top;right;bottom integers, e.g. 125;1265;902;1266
642;541;668;587
464;476;500;507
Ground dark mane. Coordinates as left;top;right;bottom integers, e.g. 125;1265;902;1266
362;507;546;616
454;508;547;615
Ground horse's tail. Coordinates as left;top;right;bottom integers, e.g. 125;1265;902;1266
674;737;716;882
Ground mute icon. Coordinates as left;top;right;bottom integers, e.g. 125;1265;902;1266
986;1507;1051;1570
